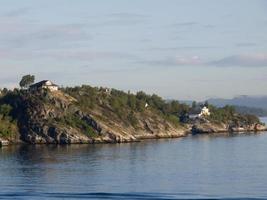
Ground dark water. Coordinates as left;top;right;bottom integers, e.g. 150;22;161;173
1;118;267;199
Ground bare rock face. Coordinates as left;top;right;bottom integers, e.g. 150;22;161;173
192;122;227;134
14;90;122;144
10;90;187;145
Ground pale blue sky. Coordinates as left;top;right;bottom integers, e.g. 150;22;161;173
0;0;267;100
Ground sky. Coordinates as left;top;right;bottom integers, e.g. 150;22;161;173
0;0;267;101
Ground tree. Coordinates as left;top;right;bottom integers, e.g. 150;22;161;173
192;101;197;109
127;111;138;127
1;88;9;95
136;91;147;101
151;94;164;109
19;74;35;89
127;94;136;110
0;104;12;119
191;101;197;114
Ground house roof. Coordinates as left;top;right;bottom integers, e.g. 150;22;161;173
29;80;58;88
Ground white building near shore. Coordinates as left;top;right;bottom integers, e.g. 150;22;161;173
198;106;210;117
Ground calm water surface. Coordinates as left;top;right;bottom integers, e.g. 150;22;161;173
1;118;267;199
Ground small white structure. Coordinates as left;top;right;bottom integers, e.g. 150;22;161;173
29;80;59;92
198;106;210;117
98;87;111;95
145;103;149;108
0;138;9;146
103;88;111;95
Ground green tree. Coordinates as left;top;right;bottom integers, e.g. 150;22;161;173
136;91;148;101
1;88;9;95
19;74;35;89
192;101;197;109
0;104;12;119
127;111;138;127
151;94;164;109
127;94;136;110
136;100;145;112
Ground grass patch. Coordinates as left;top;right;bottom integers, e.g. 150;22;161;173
59;114;98;138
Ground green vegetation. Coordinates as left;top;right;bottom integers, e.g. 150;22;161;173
0;103;18;139
58;114;98;138
0;104;12;119
234;105;267;117
208;105;260;126
63;85;263;128
127;111;138;127
165;114;180;127
62;85;190;127
19;74;35;89
0;119;18;139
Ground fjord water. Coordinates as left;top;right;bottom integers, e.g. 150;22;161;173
1;118;267;199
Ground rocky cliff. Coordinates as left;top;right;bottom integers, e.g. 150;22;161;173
0;87;266;146
1;89;187;144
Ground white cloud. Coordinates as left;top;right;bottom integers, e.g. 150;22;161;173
175;55;202;65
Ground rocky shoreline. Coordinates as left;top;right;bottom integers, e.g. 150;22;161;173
1;122;266;147
191;122;267;134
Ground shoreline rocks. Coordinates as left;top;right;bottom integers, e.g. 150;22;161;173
192;122;267;134
1;124;267;147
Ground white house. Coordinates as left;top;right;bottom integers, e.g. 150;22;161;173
29;80;59;92
198;106;210;117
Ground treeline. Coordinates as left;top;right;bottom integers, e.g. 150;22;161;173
62;85;190;126
208;105;260;126
62;85;261;127
186;100;261;125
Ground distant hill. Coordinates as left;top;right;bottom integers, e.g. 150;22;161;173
207;95;267;109
233;106;267;117
207;95;267;117
179;96;267;117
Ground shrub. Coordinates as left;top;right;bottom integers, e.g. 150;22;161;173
0;119;18;139
0;104;12;119
127;111;138;127
61;114;98;138
166;114;180;127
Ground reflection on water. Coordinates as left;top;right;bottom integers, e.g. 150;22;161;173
1;130;267;199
